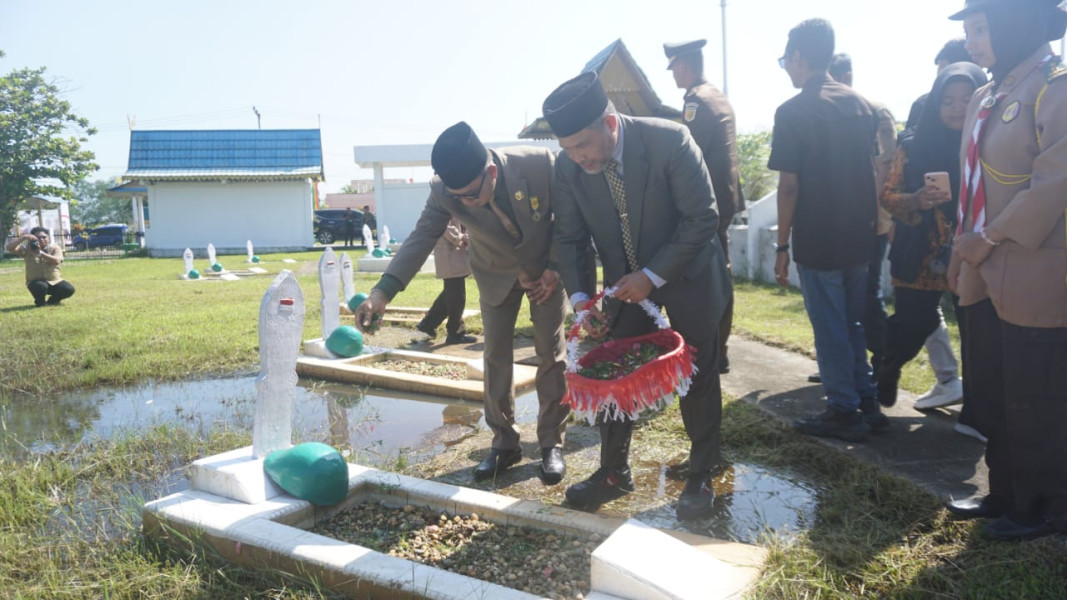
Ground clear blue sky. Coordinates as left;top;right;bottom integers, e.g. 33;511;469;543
4;0;1057;192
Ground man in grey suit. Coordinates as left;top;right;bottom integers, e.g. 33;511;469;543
543;72;732;520
353;122;570;484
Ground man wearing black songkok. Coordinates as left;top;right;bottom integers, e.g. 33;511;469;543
354;122;572;485
543;72;732;521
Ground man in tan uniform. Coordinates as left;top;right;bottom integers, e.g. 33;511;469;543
354;122;570;485
664;39;742;374
5;226;75;307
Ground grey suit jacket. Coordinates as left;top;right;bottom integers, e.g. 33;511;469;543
384;147;557;307
553;115;731;322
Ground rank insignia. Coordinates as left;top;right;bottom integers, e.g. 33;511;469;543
684;102;698;122
530;196;540;211
514;190;525;202
1001;100;1021;123
532;211;542;222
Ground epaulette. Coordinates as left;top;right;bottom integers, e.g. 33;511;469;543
1044;57;1066;83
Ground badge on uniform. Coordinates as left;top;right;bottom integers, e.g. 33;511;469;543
684;102;698;122
530;195;541;221
514;190;525;202
1001;100;1021;123
980;95;997;110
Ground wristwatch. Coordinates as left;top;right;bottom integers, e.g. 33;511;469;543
775;243;790;253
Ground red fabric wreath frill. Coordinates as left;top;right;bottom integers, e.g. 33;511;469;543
564;329;696;422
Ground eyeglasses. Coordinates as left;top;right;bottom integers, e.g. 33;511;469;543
778;55;787;69
444;172;486;201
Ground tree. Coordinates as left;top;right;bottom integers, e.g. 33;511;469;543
737;130;777;205
0;56;98;236
71;179;130;227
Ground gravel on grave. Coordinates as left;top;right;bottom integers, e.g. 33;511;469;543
374;358;468;380
312;501;603;599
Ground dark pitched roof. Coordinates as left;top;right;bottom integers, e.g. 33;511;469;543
519;39;682;140
124;129;324;181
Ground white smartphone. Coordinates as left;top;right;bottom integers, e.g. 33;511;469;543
924;171;951;196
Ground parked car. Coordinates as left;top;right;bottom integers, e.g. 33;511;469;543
71;224;128;251
313;209;363;245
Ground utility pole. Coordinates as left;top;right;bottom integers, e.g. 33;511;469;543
721;0;729;96
253;106;262;129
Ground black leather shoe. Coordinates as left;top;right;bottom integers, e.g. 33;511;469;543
807;372;822;383
718;355;730;374
415;322;437;339
794;408;869;442
947;495;1010;520
444;334;477;345
472;447;522;481
859;397;890;431
982;515;1060;541
565;467;635;511
540;447;566;485
676;476;715;520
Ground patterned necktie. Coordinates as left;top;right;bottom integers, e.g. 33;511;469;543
604;159;638;271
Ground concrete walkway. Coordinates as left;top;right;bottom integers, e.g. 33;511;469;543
423;330;988;503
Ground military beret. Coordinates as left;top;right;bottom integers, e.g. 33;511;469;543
663;39;707;68
431;121;488;190
950;0;1061;19
542;71;609;139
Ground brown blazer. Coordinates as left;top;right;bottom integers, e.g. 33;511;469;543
682;81;743;228
955;45;1067;327
384;147;556;306
431;219;471;280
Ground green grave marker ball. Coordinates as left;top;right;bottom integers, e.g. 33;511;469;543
326;325;364;357
188;269;201;279
211;262;223;272
389;238;397;244
384;248;392;256
263;442;348;506
372;248;385;258
347;292;369;312
251;256;261;263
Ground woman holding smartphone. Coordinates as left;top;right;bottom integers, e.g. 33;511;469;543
876;62;986;411
946;0;1067;541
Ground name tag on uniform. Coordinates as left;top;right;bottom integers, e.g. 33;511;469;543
684;102;698;122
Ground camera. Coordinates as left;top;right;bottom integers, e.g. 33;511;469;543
28;239;40;251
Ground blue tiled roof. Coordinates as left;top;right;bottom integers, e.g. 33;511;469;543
125;129;323;180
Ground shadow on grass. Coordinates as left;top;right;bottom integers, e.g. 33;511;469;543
0;304;37;313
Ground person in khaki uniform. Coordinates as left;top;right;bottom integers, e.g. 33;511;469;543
5;226;75;307
354;122;570;485
945;0;1067;541
663;39;743;374
415;219;476;345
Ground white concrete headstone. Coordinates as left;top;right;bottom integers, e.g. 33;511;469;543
207;243;217;265
382;225;392;244
246;240;254;263
318;247;340;339
183;248;194;273
340;253;355;302
362;224;374;252
252;270;305;458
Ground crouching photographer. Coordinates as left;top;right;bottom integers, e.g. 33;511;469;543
5;227;75;307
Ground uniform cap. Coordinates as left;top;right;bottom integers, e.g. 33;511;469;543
664;39;707;68
950;0;1061;19
431;122;488;190
542;72;609;138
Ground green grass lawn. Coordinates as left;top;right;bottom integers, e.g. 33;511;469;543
2;254;1062;600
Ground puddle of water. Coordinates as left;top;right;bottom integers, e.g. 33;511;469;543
0;375;540;464
612;461;818;545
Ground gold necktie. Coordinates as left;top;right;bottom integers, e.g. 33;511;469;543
488;198;521;242
604;159;638;271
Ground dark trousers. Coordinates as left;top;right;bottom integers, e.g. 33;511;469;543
882;288;946;370
419;277;467;336
718;228;733;366
343;226;356;247
600;299;722;478
27;279;75;307
1001;321;1067;521
864;234;889;370
958;299;1011;501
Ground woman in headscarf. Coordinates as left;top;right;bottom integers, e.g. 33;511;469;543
945;0;1067;541
876;63;987;417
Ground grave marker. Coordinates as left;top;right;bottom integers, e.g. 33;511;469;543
382;225;393;244
247;240;255;263
183;248;194;272
207;243;217;265
253;270;305;457
362;224;374;252
319;247;340;339
340;252;355;302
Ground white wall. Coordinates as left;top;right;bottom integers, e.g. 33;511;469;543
145;180;314;257
378;182;431;243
